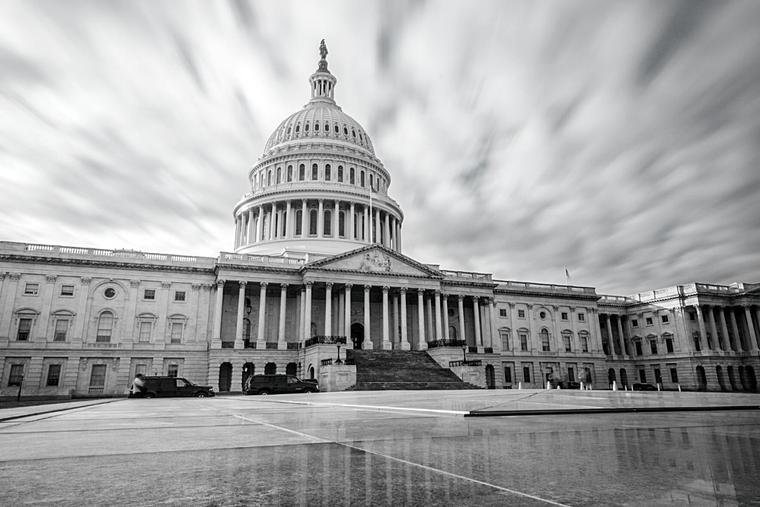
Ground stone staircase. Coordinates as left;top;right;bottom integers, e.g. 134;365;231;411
346;349;481;390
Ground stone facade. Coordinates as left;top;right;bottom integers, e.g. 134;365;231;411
2;44;758;397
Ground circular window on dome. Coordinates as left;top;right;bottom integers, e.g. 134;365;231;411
540;311;546;319
315;123;319;131
104;287;116;299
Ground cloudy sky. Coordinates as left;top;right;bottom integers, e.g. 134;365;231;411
1;0;759;295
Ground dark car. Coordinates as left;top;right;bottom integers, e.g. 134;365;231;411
632;382;657;391
558;380;581;390
244;374;319;395
130;376;215;398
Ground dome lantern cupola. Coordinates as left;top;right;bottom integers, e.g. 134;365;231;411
309;39;336;104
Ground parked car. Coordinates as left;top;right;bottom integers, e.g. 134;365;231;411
558;380;581;390
244;374;319;395
130;376;215;398
632;382;657;391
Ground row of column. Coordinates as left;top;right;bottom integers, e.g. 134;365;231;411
211;280;498;352
234;199;402;251
692;304;760;353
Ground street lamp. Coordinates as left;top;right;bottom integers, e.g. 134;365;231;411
462;344;467;364
336;344;342;364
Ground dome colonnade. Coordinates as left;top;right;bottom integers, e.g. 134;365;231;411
232;40;403;258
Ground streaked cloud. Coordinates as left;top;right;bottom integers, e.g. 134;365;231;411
0;0;758;295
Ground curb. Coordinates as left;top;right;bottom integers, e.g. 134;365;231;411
0;399;122;423
465;404;760;417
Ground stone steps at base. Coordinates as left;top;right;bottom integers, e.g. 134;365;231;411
348;381;482;391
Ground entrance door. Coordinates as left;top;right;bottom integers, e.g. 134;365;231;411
219;362;232;392
696;365;707;391
351;323;364;350
485;364;495;389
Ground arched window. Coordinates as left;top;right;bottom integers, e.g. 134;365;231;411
499;328;511;351
305;122;310;132
309;209;317;235
349;167;355;184
295;210;303;235
324;122;329;133
311;164;318;180
325;164;331;181
343;126;348;136
352;129;356;138
338;211;345;237
337;165;343;182
299;164;305;180
267;170;272;186
287;165;293;182
369;173;374;188
324;210;332;236
334;125;339;134
360;170;365;187
314;122;319;132
265;362;277;374
295;124;300;133
540;328;550;351
562;331;572;352
276;167;282;183
96;311;114;343
579;331;589;352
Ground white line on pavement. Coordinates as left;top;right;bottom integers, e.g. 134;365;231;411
245;399;468;415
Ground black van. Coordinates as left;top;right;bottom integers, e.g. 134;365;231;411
244;374;319;395
130;376;215;398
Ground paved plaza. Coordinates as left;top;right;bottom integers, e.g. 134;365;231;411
1;390;759;505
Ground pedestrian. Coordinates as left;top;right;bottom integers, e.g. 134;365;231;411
131;373;146;397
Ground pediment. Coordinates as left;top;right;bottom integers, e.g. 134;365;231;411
305;246;440;278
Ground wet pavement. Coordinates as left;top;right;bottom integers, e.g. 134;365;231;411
1;390;759;505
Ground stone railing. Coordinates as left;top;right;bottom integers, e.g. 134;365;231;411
219;252;305;267
239;181;403;211
427;339;466;349
0;241;216;268
449;359;482;367
495;280;597;296
598;295;635;306
440;270;493;282
304;335;347;347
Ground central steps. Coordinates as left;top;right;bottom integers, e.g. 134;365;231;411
346;349;481;390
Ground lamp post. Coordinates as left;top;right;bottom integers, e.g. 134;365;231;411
336;344;342;364
16;374;23;402
462;344;467;364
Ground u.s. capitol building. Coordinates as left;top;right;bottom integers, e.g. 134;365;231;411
1;44;758;398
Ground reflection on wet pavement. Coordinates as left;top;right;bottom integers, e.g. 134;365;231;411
0;393;758;505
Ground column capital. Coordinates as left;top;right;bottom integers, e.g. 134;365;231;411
305;281;314;287
399;287;407;294
216;279;225;287
80;276;91;285
161;281;172;289
325;282;334;289
239;281;248;288
129;280;140;288
259;281;267;288
364;284;372;292
742;303;752;309
280;283;289;289
345;283;353;289
382;285;390;292
418;288;426;295
458;294;464;301
45;274;57;282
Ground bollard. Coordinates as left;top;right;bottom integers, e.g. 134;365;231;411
612;380;617;391
546;381;551;390
518;381;522;390
677;383;682;392
657;383;661;391
580;381;585;391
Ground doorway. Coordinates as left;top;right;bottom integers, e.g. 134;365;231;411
351;323;364;350
696;365;707;391
219;362;232;392
485;364;495;389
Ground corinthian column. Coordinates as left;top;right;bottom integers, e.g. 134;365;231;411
235;281;247;349
344;284;353;349
256;282;267;348
745;305;759;351
400;288;410;350
363;285;372;349
382;286;391;349
212;280;224;347
324;282;333;336
473;297;482;349
278;284;287;349
304;282;313;340
458;295;466;345
434;290;443;341
417;289;426;350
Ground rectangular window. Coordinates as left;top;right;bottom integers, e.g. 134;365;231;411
650;340;658;355
46;364;61;386
174;291;186;302
523;366;531;383
577;313;585;322
501;331;510;351
564;335;571;352
661;315;669;324
89;365;106;392
60;285;75;296
645;317;653;326
632;319;639;327
17;318;32;341
654;368;663;385
499;309;507;318
561;312;568;320
24;283;39;296
541;333;550;352
518;309;525;319
139;322;152;342
144;289;156;300
694;335;701;351
504;367;512;384
167;364;179;378
568;367;575;382
54;319;68;341
689;313;695;321
520;333;528;351
635;341;643;356
670;367;679;383
170;323;183;344
666;338;674;353
639;369;646;383
8;364;24;386
135;363;147;376
581;337;588;353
